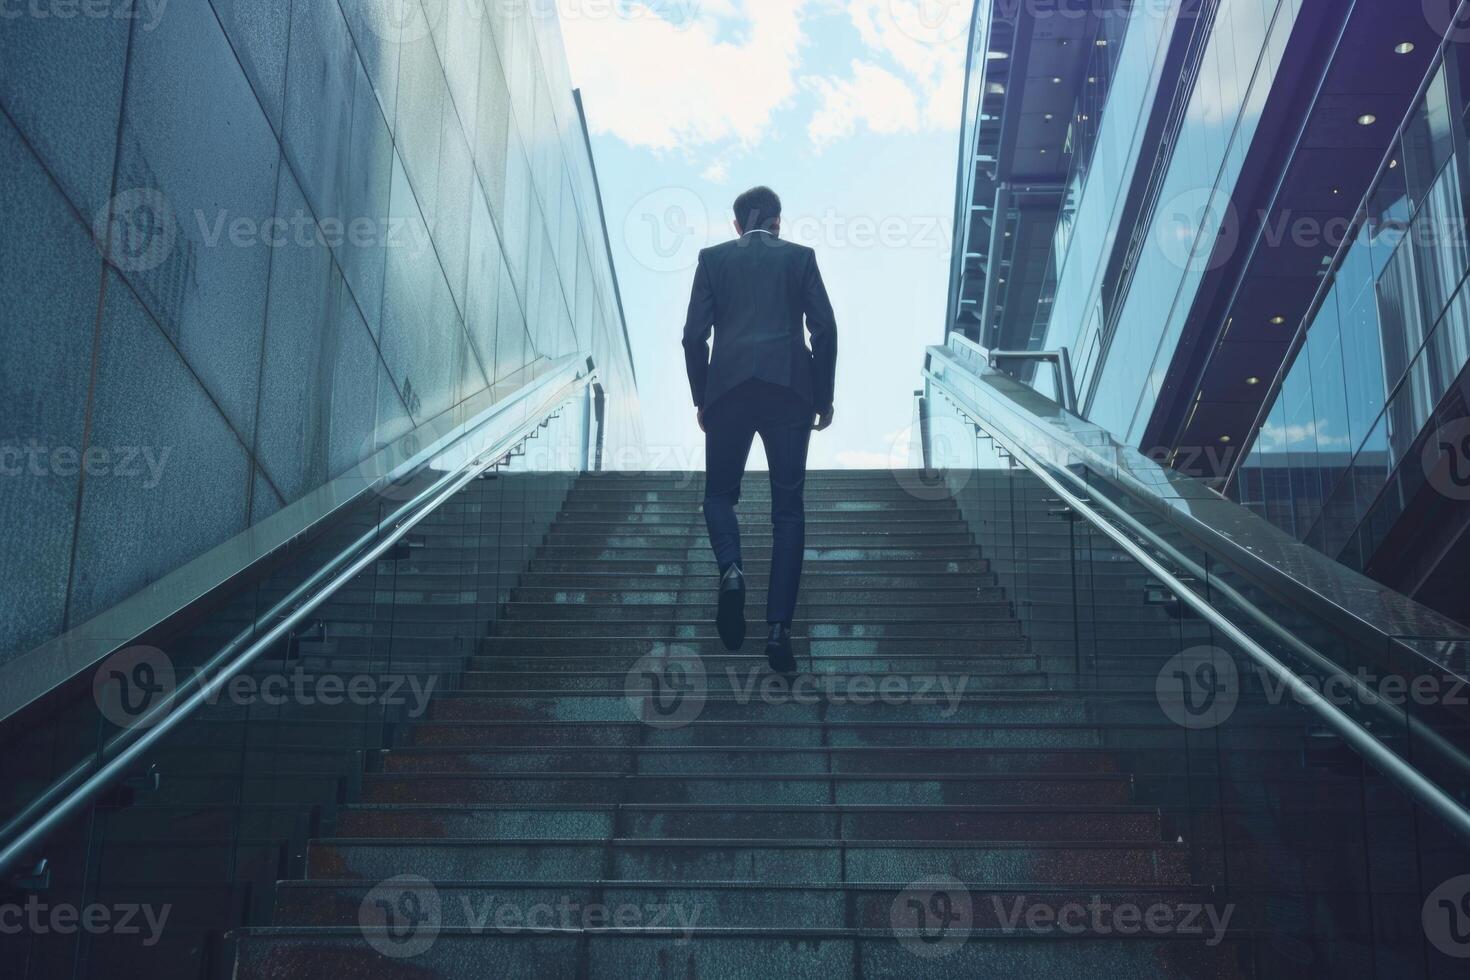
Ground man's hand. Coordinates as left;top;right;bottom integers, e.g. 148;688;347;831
814;408;834;432
697;408;706;433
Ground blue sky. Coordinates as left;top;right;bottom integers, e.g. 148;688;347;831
561;0;971;470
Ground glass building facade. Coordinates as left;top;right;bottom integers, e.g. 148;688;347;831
1233;48;1470;572
0;1;642;664
947;0;1470;619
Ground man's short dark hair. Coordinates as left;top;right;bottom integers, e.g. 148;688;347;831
733;186;782;233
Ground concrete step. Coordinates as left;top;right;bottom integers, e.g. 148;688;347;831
551;511;970;526
469;658;1040;678
512;571;1000;590
419;693;1108;725
562;487;967;503
232;929;1257;979
505;587;1006;605
356;773;1137;807
530;537;985;553
374;746;1125;777
475;635;1032;657
268;878;1218;931
459;545;986;562
527;556;991;575
500;601;1015;622
545;515;975;531
491;620;1025;640
461;669;1045;693
302;836;1187;885
331;802;1162;841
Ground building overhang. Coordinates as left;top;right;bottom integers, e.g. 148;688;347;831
951;0;1127;349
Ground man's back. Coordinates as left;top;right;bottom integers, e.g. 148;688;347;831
682;185;838;674
682;231;838;415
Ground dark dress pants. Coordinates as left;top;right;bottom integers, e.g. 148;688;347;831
701;381;814;625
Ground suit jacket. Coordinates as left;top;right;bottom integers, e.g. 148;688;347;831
682;231;838;414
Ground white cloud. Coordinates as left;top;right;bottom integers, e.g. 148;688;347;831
702;161;731;183
805;60;921;147
561;1;810;151
805;0;967;148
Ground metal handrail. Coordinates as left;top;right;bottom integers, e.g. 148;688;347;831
984;347;1077;414
923;356;1470;842
0;362;600;877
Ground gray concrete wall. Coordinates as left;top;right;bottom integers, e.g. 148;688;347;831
0;0;642;663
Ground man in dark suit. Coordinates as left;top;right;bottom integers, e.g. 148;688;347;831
682;186;838;674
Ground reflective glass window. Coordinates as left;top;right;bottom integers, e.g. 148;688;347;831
1402;65;1454;209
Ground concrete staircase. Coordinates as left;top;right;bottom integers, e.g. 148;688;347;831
229;470;1258;977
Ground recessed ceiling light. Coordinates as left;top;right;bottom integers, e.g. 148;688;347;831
1358;113;1378;126
1389;158;1399;169
1270;315;1287;325
1246;377;1261;386
988;82;1006;95
1096;39;1108;47
1395;42;1416;55
1052;76;1063;84
1040;148;1048;154
1332;187;1341;195
1219;435;1233;444
987;50;1009;60
1088;76;1098;84
1044;113;1054;120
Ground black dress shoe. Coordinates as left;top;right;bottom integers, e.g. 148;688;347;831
716;565;747;651
766;623;797;675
